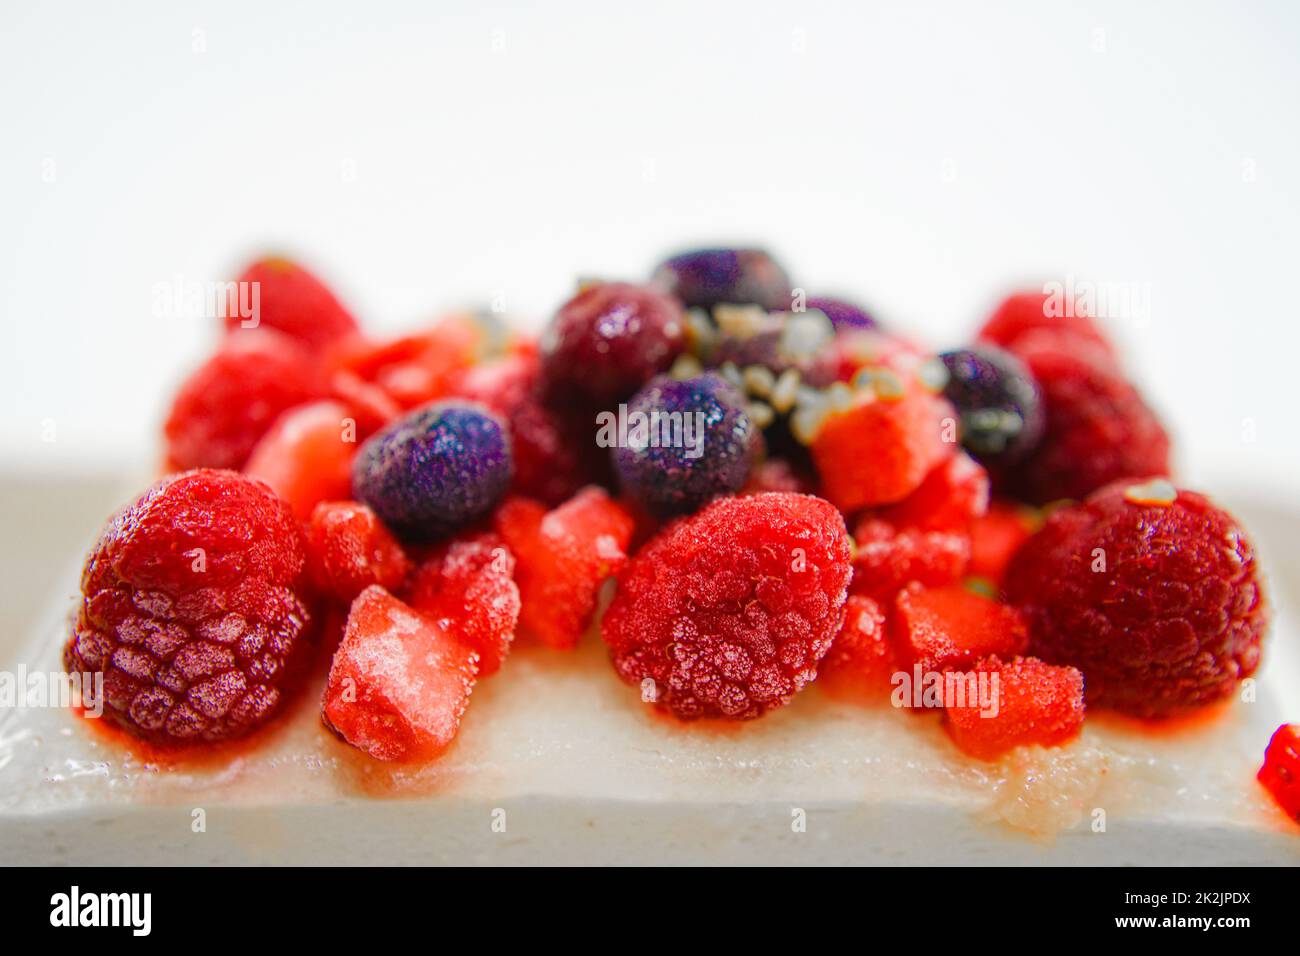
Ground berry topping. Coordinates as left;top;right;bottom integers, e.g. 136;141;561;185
943;655;1085;760
1005;480;1268;717
977;290;1116;363
881;452;990;533
225;256;358;350
164;329;325;471
707;305;838;388
602;492;852;720
817;595;895;702
968;500;1040;584
306;501;411;604
805;295;877;332
540;282;686;407
611;373;758;517
406;532;520;677
1258;724;1300;824
850;518;971;602
322;585;478;762
327;313;485;410
1006;345;1171;504
244;400;358;520
495;487;635;649
891;584;1029;675
938;345;1043;464
351;400;512;543
64;470;313;744
651;247;792;311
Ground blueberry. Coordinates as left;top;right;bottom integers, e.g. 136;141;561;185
939;345;1043;464
651;247;792;311
806;295;878;332
352;401;512;542
610;373;758;517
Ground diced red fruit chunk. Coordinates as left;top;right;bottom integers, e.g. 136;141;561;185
832;329;927;381
326;313;484;410
811;387;952;511
244;400;358;519
891;584;1028;675
818;595;895;703
322;585;478;762
494;487;634;650
850;518;969;602
306;501;411;604
1258;724;1300;824
882;452;989;532
406;533;519;677
943;655;1085;760
164;330;326;471
327;369;403;435
976;290;1116;362
224;256;359;350
969;501;1039;584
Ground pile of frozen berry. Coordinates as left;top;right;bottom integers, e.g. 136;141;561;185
65;246;1290;820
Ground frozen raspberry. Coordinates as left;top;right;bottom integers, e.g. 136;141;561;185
244;400;358;519
977;290;1116;362
602;492;852;720
969;500;1040;584
1007;345;1171;504
352;400;512;543
944;655;1085;760
806;295;877;332
164;329;325;471
1005;480;1268;717
1258;724;1300;824
495;487;634;649
540;282;686;407
817;595;895;702
652;247;792;311
850;518;970;602
881;452;990;533
224;256;358;350
406;532;519;676
891;584;1029;675
450;352;587;506
611;373;758;517
938;345;1043;465
306;501;411;604
63;470;313;744
322;585;478;762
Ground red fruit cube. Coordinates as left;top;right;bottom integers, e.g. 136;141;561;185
1258;724;1300;824
944;655;1085;760
969;500;1040;584
306;500;411;603
850;518;970;602
494;487;634;650
812;386;951;511
406;532;520;677
322;585;478;762
327;313;484;410
891;583;1028;675
243;400;358;520
882;452;989;532
327;368;403;436
818;595;896;703
224;256;358;350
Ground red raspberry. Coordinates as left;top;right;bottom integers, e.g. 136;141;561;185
63;470;314;744
164;329;325;471
406;532;520;676
943;655;1085;760
891;583;1029;675
224;256;358;350
977;290;1117;362
1258;724;1300;824
322;585;478;762
1005;345;1170;504
602;493;853;720
850;518;970;602
306;501;411;604
1005;479;1268;717
818;595;895;702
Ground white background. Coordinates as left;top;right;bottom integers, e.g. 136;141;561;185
2;0;1298;486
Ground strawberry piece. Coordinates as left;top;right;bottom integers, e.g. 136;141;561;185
943;655;1085;760
850;518;969;602
494;487;634;649
976;290;1116;363
406;532;520;676
891;583;1028;674
818;595;895;702
881;452;989;532
328;313;485;410
224;256;358;351
1258;724;1300;824
322;585;478;762
243;400;358;520
306;501;411;604
327;369;403;436
811;386;951;511
969;500;1039;584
